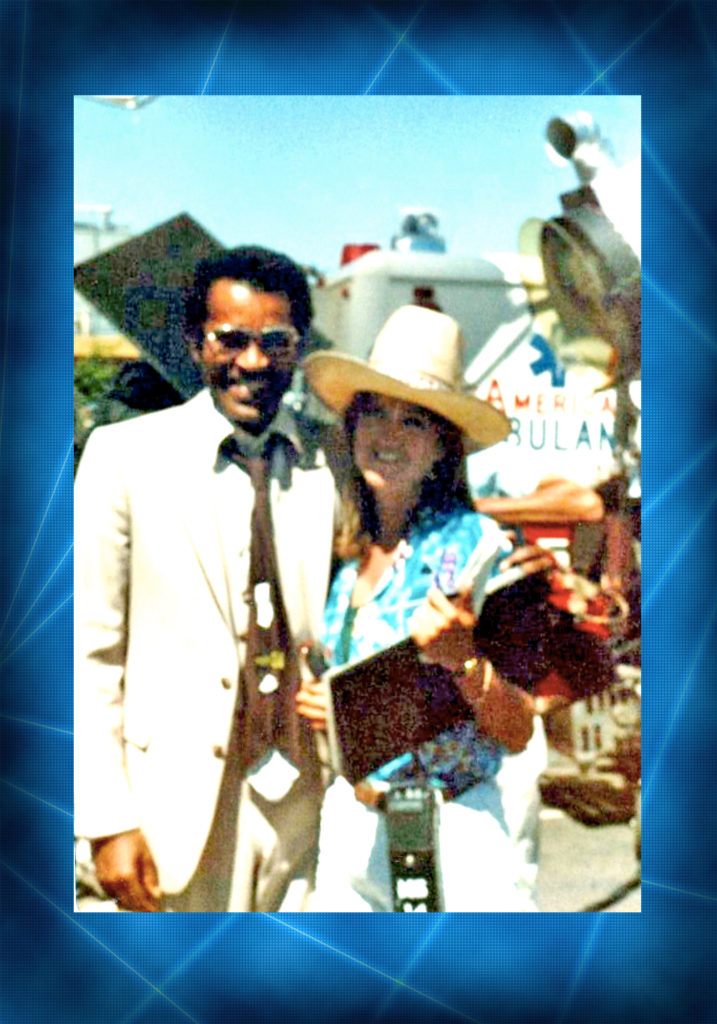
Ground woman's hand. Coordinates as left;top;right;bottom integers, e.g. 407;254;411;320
295;677;328;731
409;586;477;674
409;586;536;754
471;665;535;753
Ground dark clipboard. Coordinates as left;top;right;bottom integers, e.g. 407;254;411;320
323;562;537;785
324;637;472;785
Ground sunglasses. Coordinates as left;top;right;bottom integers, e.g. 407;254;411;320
204;324;299;358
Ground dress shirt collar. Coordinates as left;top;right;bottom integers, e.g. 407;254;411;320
222;403;304;461
188;389;302;468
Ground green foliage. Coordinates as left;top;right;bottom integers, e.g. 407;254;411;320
74;356;118;402
74;356;121;473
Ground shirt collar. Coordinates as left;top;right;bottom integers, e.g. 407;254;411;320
210;393;304;467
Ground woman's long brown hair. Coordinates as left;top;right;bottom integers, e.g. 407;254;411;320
333;392;475;560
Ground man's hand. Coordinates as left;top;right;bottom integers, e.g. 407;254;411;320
92;829;161;912
499;534;556;577
409;586;477;674
474;477;604;524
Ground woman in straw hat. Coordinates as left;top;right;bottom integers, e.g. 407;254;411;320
296;305;539;911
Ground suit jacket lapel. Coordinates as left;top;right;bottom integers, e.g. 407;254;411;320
170;393;252;637
167;391;335;645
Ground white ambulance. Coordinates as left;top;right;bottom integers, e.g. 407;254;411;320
310;218;621;498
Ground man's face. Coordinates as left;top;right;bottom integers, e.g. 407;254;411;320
193;278;298;433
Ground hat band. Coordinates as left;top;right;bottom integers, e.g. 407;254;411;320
366;361;457;393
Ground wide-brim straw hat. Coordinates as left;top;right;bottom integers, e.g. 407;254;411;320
303;304;510;451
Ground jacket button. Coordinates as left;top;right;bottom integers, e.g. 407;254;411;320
221;677;233;690
212;745;226;759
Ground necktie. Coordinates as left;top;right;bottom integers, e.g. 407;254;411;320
227;441;320;775
244;454;269;517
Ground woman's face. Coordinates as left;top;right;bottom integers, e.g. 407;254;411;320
352;394;445;502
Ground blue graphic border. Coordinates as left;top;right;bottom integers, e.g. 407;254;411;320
2;2;716;1022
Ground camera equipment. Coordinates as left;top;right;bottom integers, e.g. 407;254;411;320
385;783;442;912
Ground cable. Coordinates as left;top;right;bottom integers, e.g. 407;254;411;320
579;871;641;912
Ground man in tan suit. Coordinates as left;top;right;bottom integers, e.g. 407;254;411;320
74;247;335;911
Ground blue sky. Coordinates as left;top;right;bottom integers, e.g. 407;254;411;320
74;94;640;273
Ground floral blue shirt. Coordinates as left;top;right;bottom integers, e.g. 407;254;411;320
321;506;513;793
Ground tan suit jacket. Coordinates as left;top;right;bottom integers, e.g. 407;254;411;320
74;389;336;893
